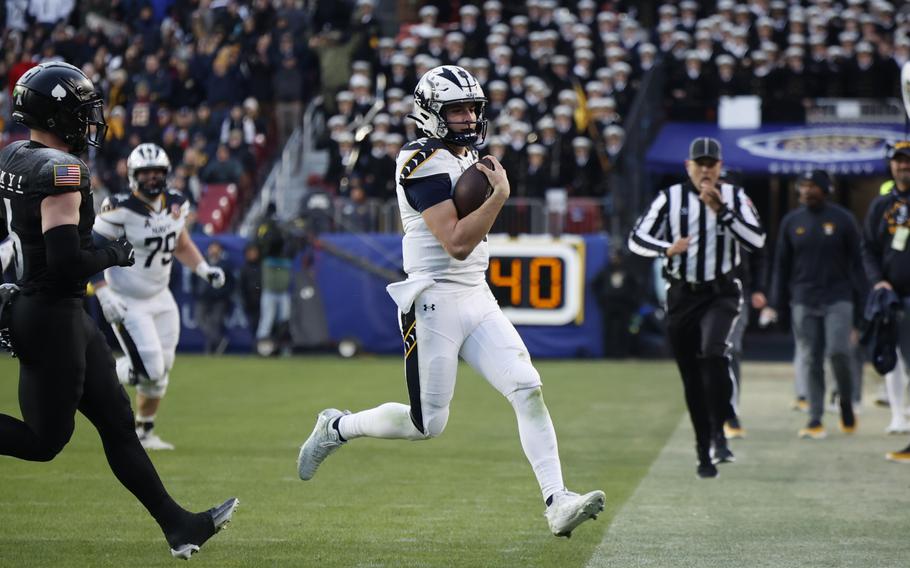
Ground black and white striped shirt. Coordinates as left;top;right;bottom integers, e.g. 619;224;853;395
628;181;766;283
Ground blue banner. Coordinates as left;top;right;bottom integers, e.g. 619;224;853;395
119;233;613;357
647;122;907;175
314;233;611;358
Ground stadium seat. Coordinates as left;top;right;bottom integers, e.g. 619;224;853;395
196;183;238;234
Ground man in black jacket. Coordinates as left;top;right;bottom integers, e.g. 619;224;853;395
865;142;910;462
766;170;866;440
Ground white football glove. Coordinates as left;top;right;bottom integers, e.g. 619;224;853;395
195;262;226;289
95;285;127;324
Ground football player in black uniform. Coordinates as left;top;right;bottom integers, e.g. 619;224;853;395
0;61;237;559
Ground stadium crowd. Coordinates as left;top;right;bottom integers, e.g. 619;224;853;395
315;0;907;228
0;0;338;222
1;1;906;232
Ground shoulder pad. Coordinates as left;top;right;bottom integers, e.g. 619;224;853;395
398;138;450;181
163;189;188;208
101;192;131;212
34;150;89;195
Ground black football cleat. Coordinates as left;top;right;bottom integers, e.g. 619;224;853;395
169;497;239;560
696;461;719;479
711;435;736;464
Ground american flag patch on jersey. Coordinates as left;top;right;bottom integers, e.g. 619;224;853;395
53;164;81;186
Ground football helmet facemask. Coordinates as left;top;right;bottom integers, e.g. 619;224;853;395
411;65;487;147
127;143;171;197
12;61;107;154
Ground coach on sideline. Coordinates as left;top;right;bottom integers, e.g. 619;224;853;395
628;137;765;479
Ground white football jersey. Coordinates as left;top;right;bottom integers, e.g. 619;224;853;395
395;137;488;286
93;190;190;298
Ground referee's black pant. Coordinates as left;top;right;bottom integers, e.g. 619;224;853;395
666;278;740;462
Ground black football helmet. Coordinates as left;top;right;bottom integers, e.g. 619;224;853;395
12;61;107;154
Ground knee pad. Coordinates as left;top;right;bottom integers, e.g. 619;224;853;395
420;404;450;439
497;358;542;397
137;371;168;398
136;351;165;384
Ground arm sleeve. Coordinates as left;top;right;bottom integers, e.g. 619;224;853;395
847;213;869;322
718;187;765;251
769;218;792;311
628;190;671;258
861;198;885;284
45;225;117;282
401;173;452;212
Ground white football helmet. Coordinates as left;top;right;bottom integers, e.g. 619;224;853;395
411;65;487;146
127;143;171;196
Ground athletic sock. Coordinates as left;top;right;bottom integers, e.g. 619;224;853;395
337;403;424;440
508;387;564;501
331;417;347;442
136;415;156;435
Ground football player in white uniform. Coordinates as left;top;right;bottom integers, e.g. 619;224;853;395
92;143;226;450
297;65;605;537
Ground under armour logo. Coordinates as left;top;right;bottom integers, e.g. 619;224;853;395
423;304;435;311
51;84;67;101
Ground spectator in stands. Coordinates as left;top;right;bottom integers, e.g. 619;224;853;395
604;125;625;166
338;176;374;232
568;137;605;197
201;145;244;185
226;129;256;178
195;241;235;355
324;132;356;191
388;54;416;94
458;5;484;57
136;55;172;104
524;144;553;199
205;49;244;110
360;133;395;199
272;53;306;149
715;55;744;97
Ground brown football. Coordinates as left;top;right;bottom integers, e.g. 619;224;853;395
453;156;495;218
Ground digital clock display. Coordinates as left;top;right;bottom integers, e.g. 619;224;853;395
486;235;585;326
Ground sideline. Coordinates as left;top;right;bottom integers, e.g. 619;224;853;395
586;363;910;568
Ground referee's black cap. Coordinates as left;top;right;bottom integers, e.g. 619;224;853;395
688;137;722;161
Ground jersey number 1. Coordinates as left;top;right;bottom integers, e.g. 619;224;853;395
145;232;176;267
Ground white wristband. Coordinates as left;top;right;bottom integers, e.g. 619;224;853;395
194;261;212;279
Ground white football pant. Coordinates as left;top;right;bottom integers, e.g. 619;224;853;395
338;282;565;500
110;287;180;398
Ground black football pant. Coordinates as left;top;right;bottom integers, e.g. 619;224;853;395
0;294;189;532
666;280;740;461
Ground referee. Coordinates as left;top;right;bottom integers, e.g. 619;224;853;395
629;137;766;479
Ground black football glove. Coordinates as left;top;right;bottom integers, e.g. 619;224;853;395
106;237;135;267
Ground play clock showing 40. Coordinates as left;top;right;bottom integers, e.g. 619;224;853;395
485;235;585;326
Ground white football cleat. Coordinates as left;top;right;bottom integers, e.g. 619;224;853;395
297;408;348;480
545;489;606;538
886;418;910;434
138;431;175;451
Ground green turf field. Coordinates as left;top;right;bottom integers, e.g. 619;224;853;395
1;357;908;567
0;356;683;567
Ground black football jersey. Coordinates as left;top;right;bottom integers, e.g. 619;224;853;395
0;140;94;296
